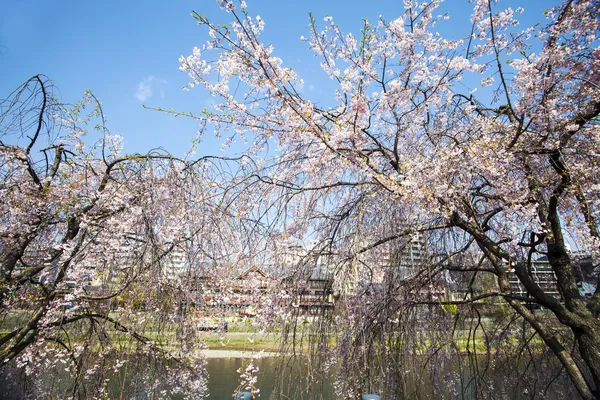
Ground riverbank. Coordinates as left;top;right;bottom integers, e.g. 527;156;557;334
200;331;283;352
200;349;280;358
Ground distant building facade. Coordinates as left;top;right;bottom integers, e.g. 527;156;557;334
508;253;598;303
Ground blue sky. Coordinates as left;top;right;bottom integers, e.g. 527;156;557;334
1;0;557;157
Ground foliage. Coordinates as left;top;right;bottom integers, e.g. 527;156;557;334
173;0;600;398
2;0;600;397
0;75;247;399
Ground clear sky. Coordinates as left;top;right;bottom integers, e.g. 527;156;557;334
1;0;557;157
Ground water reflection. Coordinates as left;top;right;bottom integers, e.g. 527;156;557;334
0;351;576;399
0;355;336;399
205;356;335;399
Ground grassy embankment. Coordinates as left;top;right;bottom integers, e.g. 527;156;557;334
1;310;553;355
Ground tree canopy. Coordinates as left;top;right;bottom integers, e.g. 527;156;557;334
1;0;599;398
174;0;600;398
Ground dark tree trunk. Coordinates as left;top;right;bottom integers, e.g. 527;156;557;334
576;327;600;399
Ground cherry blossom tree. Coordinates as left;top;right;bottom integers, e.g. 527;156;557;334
0;75;255;398
174;0;600;398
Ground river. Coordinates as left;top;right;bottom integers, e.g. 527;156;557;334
0;353;336;399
